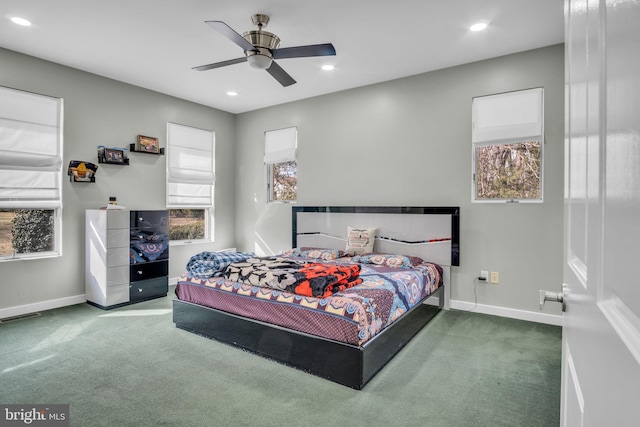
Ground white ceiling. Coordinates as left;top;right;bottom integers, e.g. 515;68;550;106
0;0;564;114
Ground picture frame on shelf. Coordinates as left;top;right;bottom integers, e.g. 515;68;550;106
136;135;160;153
105;148;126;164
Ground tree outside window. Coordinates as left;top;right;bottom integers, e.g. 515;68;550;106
0;209;55;257
475;141;541;200
168;209;205;241
270;160;297;202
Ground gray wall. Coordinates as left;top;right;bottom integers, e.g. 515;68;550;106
235;44;565;314
0;48;236;311
0;44;564;316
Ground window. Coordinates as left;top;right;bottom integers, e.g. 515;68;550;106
168;209;205;241
472;88;543;202
166;123;214;242
265;127;297;202
0;86;62;260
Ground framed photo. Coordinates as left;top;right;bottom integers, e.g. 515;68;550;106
105;148;125;164
137;135;159;153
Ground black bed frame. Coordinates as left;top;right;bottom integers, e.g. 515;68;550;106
173;206;459;389
173;287;442;389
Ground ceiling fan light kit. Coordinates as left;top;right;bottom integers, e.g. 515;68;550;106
194;14;336;87
246;52;273;70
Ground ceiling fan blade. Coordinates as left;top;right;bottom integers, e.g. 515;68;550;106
272;43;336;60
193;57;247;71
205;21;256;52
266;61;296;87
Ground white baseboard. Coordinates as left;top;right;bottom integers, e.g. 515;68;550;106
0;294;86;320
0;293;562;327
450;299;563;326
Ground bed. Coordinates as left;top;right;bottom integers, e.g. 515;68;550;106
173;206;460;389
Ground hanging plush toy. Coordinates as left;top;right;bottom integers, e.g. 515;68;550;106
68;160;98;182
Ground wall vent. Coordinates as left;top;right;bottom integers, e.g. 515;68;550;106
0;312;41;323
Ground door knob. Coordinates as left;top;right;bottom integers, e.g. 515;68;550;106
539;286;567;312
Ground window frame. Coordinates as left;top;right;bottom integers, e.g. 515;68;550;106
166;122;215;244
267;160;297;203
0;86;63;261
471;88;544;203
264;127;297;204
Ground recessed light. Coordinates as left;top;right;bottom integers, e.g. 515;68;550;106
321;64;335;71
470;22;488;32
11;17;32;27
226;91;238;96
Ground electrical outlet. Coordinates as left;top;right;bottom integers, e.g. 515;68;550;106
480;270;488;281
490;272;499;284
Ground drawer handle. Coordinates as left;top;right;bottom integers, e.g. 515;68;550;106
137;288;143;293
137;270;143;275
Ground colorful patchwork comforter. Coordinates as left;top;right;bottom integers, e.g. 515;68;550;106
176;257;442;346
223;257;362;298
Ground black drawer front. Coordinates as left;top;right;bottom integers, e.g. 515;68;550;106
130;240;169;264
130;261;168;282
129;277;168;302
130;210;169;230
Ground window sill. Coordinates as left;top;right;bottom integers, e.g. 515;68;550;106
169;239;213;247
0;252;61;262
472;199;543;204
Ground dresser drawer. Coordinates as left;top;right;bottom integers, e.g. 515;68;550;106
107;228;130;249
130;240;169;263
106;210;129;230
130;261;168;282
130;211;169;230
129;277;168;302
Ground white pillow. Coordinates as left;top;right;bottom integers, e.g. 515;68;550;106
346;227;376;254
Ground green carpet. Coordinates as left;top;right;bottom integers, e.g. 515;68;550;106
0;292;561;426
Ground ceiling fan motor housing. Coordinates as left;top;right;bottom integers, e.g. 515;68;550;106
243;30;280;69
243;30;280;51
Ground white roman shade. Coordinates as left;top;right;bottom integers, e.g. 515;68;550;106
472;88;543;145
0;86;63;209
264;127;297;164
166;122;215;208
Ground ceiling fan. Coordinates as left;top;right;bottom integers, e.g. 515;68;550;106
193;14;336;87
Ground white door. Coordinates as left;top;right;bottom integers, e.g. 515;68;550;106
563;1;640;426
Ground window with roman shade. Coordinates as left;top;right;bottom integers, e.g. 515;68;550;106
166;122;214;242
265;127;297;202
472;87;544;202
0;86;63;259
166;122;215;208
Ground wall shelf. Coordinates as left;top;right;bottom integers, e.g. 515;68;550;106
129;143;164;155
97;147;129;165
69;175;96;183
98;157;129;165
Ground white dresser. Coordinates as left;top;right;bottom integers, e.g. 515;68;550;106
85;209;169;309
